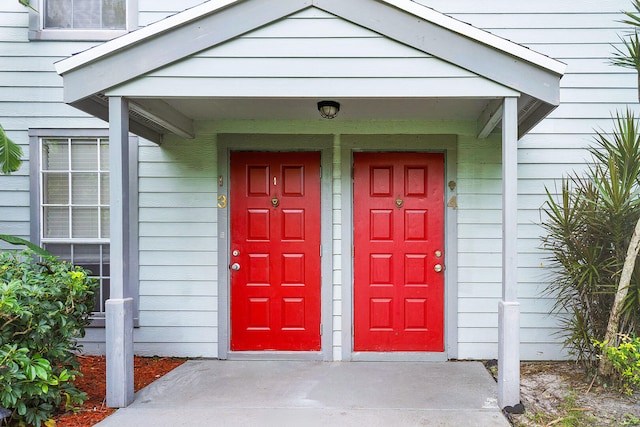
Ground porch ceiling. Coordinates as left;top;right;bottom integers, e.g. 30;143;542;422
147;97;492;121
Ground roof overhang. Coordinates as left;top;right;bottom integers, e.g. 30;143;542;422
55;0;566;143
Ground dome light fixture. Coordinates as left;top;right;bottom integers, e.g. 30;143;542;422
317;100;340;119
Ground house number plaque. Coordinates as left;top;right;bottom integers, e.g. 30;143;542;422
217;195;227;209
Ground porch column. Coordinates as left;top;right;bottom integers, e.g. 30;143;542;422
106;96;134;408
498;96;521;409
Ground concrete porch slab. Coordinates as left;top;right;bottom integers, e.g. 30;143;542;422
95;360;510;426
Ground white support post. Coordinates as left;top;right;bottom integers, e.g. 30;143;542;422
106;96;135;408
498;96;521;410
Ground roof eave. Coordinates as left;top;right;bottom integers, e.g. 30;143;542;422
55;0;246;75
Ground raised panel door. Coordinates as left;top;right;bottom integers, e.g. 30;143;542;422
353;152;445;351
230;151;321;351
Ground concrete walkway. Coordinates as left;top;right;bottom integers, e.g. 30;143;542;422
95;360;510;426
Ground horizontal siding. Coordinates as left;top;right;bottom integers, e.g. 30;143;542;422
138;0;206;27
451;13;625;29
136;136;218;357
139;296;217;312
139;281;216;296
0;2;105;249
150;58;472;78
431;0;636;360
455;131;570;359
458;343;569;361
113;10;513;99
3;0;638;362
132;342;217;358
0;1;221;358
195;37;430;58
140;311;217;327
79;329;218;358
423;1;626;14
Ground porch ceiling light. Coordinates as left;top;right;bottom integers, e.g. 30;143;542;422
317;100;340;119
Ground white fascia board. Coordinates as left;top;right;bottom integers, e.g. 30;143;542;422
55;0;244;75
377;0;567;76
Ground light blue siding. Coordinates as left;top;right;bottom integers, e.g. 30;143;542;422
111;10;515;99
0;0;637;361
419;0;638;359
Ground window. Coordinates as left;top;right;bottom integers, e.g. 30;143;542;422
28;0;137;41
45;0;126;30
30;130;138;325
41;136;110;315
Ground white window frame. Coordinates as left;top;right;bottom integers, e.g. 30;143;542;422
28;0;138;41
30;129;139;327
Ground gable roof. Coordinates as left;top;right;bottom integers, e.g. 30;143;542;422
55;0;566;141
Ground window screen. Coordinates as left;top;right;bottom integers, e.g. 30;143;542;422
44;0;126;30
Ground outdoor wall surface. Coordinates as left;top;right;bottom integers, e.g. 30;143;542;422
0;0;637;361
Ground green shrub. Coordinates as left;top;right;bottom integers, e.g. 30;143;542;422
0;250;97;426
593;334;640;394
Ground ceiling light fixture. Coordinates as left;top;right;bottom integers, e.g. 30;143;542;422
317;100;340;119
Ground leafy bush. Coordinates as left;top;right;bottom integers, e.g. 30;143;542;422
593;334;640;394
541;112;640;369
0;250;97;426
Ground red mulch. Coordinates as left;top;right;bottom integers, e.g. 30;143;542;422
52;355;185;427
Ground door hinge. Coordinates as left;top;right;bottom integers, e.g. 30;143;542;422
320;323;323;336
320;244;322;256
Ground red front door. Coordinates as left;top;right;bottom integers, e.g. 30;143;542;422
353;152;445;352
230;152;321;351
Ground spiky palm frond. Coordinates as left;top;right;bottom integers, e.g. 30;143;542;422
620;0;640;28
612;32;640;70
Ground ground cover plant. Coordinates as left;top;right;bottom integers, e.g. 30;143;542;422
0;250;96;426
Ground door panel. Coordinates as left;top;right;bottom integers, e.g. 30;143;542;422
230;152;321;351
353;152;445;352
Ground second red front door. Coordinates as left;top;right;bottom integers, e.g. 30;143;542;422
230;151;321;351
353;152;445;352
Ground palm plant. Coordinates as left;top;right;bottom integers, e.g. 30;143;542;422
542;112;640;371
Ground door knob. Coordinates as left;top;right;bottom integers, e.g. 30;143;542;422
434;264;443;273
231;263;241;271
